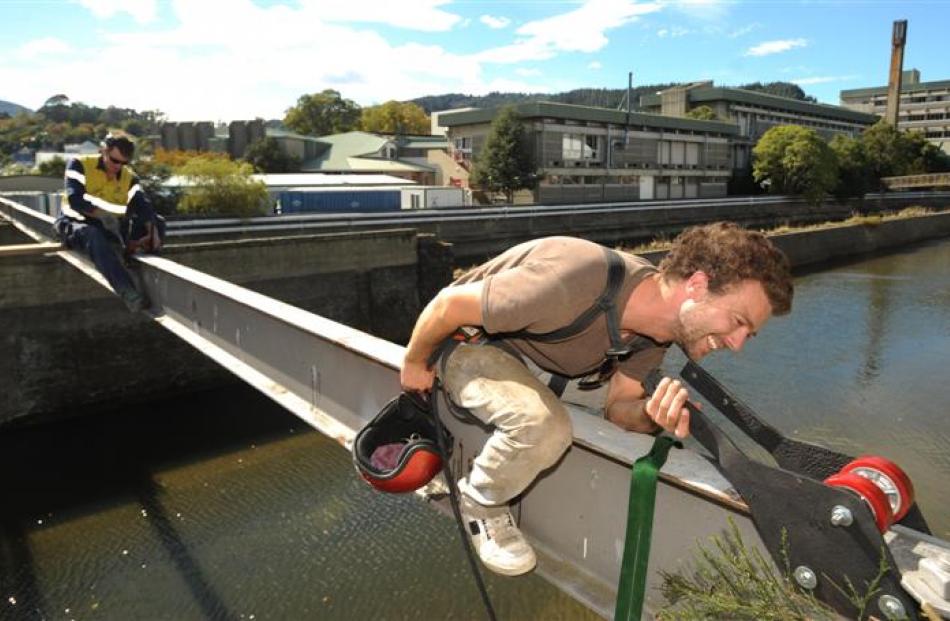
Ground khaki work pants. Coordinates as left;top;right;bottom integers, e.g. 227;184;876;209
441;342;573;506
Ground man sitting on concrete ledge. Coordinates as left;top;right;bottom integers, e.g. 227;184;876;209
54;131;165;313
400;222;793;577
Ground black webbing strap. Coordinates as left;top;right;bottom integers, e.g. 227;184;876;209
496;246;626;347
432;246;652;398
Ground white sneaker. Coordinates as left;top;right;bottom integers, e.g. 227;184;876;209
459;488;537;576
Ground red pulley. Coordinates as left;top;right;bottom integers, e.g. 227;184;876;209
839;455;915;523
825;472;895;533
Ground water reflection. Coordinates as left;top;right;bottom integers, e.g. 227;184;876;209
0;386;597;620
701;238;950;539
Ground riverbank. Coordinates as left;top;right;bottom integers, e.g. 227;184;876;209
629;207;950;270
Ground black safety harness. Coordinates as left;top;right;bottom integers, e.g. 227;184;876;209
434;246;663;396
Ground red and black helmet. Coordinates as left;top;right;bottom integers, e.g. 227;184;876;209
353;393;451;494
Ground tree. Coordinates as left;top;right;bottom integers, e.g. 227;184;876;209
283;90;361;137
860;121;919;183
752;125;837;205
244;137;300;173
737;81;817;103
37;156;66;178
359;101;430;134
176;158;268;218
685;105;718;121
829;134;871;201
468;106;537;203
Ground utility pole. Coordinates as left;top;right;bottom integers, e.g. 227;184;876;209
885;19;908;127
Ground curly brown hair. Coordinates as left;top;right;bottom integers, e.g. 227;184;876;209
658;222;793;315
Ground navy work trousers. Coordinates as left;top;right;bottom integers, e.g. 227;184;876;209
53;212;166;297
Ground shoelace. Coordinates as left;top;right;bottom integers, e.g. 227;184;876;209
481;514;520;546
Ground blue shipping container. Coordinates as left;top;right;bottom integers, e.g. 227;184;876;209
278;190;401;214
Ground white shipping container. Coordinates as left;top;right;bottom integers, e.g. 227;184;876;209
400;187;470;210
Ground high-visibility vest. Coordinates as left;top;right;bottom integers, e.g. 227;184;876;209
62;155;137;220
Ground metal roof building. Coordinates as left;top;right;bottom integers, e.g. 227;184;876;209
439;101;738;204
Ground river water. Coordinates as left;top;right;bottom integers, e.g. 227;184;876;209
1;238;947;620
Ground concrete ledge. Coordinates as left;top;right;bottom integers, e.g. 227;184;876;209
0;229;431;426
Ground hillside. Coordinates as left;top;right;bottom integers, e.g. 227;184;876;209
0;100;32;116
411;81;816;113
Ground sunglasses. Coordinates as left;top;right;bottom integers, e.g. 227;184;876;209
105;152;129;166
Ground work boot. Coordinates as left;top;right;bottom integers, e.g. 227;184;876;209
120;289;149;314
458;480;537;576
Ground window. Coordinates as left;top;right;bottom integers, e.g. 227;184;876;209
562;133;599;160
563;134;583;159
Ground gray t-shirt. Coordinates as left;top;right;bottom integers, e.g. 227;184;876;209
454;236;667;381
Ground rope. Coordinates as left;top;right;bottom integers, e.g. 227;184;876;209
431;381;499;621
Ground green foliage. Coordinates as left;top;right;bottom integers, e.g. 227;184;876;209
468;106;537;202
283;89;361;137
829;134;871;201
861;121;923;182
736;81;817;102
753;125;838;205
37;156;66;178
0;94;162;157
359;101;430;134
657;521;836;620
852;120;950;189
410;83;682;113
825;546;894;620
132;142;179;216
176;158;267;218
244;137;300;173
686;105;718;121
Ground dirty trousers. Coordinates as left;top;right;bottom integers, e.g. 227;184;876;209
441;342;573;507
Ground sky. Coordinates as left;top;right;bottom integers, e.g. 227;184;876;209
2;0;949;122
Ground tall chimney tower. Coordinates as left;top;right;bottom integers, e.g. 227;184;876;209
885;19;908;126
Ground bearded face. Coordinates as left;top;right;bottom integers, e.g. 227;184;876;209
674;278;773;360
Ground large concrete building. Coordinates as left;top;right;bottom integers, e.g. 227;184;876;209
640;81;878;169
439;102;738;203
841;70;950;154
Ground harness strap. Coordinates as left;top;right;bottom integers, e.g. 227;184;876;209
433;245;659;397
614;434;679;621
497;246;626;345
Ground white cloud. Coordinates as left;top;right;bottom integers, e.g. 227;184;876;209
588;61;603;70
663;0;728;20
77;0;158;24
1;0;504;120
480;15;511;29
745;38;807;57
657;25;689;38
477;0;663;64
792;75;857;85
14;37;74;61
515;67;542;76
728;23;759;38
300;0;462;31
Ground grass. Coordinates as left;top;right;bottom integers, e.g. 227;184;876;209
622;206;943;254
